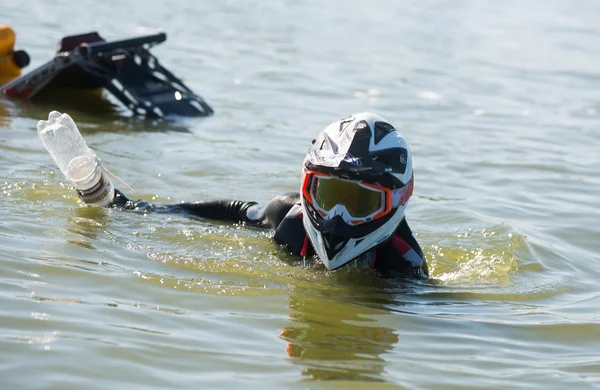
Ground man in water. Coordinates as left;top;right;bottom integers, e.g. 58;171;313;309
109;113;427;277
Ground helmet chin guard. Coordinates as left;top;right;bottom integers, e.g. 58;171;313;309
302;206;406;270
300;112;414;270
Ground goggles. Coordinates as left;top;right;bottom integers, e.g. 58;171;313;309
302;169;394;226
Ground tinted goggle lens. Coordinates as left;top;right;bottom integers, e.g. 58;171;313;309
312;176;383;217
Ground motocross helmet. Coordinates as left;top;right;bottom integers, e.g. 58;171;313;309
301;112;414;270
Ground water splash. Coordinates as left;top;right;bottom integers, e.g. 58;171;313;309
426;227;523;286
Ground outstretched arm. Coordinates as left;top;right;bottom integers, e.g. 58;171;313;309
36;110;271;225
110;190;301;229
111;189;264;226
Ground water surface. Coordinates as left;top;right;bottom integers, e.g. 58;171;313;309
1;0;600;388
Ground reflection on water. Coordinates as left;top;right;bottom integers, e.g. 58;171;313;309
3;88;195;134
281;282;400;382
32;87;121;117
0;98;11;128
2;88;123;127
66;205;111;241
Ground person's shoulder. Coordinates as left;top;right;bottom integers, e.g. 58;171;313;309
394;218;425;260
373;218;428;276
387;233;425;268
263;192;301;228
273;202;306;254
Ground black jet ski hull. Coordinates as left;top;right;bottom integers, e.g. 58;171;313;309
1;32;213;118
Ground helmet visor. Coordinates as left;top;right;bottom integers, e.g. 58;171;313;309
302;170;393;224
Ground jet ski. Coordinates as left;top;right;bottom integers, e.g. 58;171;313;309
1;31;213;118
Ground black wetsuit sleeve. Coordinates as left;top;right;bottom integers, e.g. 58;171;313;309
111;190;301;228
111;189;260;225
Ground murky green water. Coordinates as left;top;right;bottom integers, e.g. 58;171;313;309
2;0;600;388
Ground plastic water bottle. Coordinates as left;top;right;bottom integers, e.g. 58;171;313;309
37;111;114;207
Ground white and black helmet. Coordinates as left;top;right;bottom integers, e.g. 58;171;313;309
301;112;414;270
